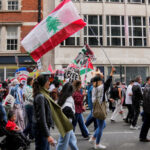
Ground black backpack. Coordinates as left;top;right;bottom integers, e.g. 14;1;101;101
143;85;150;114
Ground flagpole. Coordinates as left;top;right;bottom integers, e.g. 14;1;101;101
75;1;113;67
15;55;19;69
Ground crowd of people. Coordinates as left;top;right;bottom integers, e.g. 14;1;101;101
0;67;150;150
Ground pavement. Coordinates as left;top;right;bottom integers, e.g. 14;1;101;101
1;109;150;150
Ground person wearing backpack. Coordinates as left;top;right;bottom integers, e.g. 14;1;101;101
130;76;143;130
139;76;150;142
110;82;124;122
89;67;115;149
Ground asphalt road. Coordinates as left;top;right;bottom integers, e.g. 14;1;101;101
1;110;150;150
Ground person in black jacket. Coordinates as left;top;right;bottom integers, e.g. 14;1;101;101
139;76;150;142
130;76;143;130
33;74;55;150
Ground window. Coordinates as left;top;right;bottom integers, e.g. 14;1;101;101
108;66;125;82
126;67;148;84
128;16;146;46
106;16;125;46
84;15;103;46
0;0;2;10
7;26;18;50
0;69;4;82
106;0;124;2
6;68;16;79
84;0;102;2
128;0;145;4
7;0;19;10
61;32;80;46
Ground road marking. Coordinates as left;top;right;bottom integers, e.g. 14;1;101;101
104;131;134;134
51;131;134;136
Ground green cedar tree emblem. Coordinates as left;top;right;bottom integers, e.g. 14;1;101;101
46;16;61;34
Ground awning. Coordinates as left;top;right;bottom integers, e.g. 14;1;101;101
0;56;35;64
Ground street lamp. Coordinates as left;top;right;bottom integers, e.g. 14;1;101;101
38;0;42;23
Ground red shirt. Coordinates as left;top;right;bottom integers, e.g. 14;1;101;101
73;91;84;113
6;120;17;131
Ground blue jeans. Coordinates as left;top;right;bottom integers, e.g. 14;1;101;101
85;110;97;130
34;124;50;150
72;113;89;138
23;105;34;139
93;119;106;144
56;130;78;150
0;102;7;123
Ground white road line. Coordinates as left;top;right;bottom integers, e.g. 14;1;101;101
51;131;134;136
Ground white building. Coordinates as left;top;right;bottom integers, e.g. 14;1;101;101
44;0;150;84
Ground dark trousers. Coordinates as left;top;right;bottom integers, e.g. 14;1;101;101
126;104;134;123
132;102;140;127
23;105;34;139
139;112;150;140
34;124;50;150
72;113;89;138
85;110;97;130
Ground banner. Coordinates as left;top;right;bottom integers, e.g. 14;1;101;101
64;67;80;83
15;67;29;84
74;44;96;68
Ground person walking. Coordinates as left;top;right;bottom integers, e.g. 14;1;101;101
33;73;73;150
10;79;25;131
139;76;150;142
110;82;125;122
56;82;79;150
130;76;143;130
33;74;55;150
125;80;134;124
23;77;34;140
72;80;89;138
89;67;115;149
85;78;97;130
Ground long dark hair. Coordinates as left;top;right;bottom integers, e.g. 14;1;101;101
73;80;81;91
27;77;33;86
33;74;50;98
57;82;73;107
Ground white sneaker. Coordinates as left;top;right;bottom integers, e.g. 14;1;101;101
89;137;95;144
130;125;139;130
94;144;106;149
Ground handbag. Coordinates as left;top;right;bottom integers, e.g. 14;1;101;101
93;100;107;120
93;87;107;120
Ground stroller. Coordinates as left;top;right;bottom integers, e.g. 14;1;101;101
0;119;29;150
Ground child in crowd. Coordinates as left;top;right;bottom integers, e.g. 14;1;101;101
6;110;30;146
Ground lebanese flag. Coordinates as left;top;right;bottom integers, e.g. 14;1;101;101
21;0;86;62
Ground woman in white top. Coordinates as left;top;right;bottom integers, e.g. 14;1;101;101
125;80;134;123
56;82;79;150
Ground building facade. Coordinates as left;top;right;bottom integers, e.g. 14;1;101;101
44;0;150;84
0;0;42;81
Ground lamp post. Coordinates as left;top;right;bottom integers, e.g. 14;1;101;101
38;0;42;23
120;65;122;83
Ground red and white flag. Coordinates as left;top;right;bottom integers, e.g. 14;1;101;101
21;0;86;62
